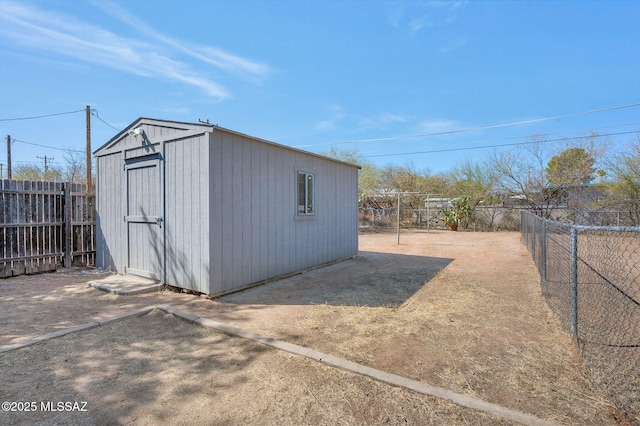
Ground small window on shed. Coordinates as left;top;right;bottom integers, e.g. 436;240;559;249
297;172;315;215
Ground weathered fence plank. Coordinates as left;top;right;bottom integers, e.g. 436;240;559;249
0;180;96;278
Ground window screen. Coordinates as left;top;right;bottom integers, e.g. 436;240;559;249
297;172;314;214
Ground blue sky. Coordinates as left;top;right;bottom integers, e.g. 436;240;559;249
0;0;639;176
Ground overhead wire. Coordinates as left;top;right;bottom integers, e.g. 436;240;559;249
11;138;85;153
91;109;120;131
360;121;640;156
1;103;638;159
0;107;120;131
294;102;640;148
0;108;120;155
9;159;66;164
362;130;640;158
0;109;85;121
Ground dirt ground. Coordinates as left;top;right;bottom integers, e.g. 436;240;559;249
0;231;629;425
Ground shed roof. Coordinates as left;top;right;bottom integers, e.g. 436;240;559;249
94;117;360;169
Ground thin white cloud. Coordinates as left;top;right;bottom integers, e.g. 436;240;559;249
315;107;410;133
390;1;468;52
0;0;270;99
315;119;337;131
418;119;463;134
392;1;466;32
315;104;346;131
358;113;409;130
409;17;428;32
90;0;271;84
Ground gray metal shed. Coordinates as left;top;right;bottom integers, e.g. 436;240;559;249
94;118;359;296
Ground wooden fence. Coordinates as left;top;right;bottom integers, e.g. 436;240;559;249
0;180;95;278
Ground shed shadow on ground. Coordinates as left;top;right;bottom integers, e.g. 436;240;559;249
0;310;274;425
218;251;454;307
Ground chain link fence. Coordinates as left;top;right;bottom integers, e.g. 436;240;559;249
521;211;640;421
359;205;522;232
558;209;640;227
359;204;636;232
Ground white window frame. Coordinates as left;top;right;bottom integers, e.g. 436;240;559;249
297;171;315;215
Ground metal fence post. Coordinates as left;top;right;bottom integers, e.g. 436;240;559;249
426;195;430;233
396;192;400;245
521;210;528;247
540;219;546;280
531;214;536;260
569;226;578;340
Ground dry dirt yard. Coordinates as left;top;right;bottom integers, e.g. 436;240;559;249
0;231;629;425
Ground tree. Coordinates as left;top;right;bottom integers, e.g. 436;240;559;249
451;160;494;207
11;164;63;182
605;139;640;225
422;174;449;195
322;146;360;164
490;136;556;217
546;147;596;186
62;151;87;184
544;140;608;222
322;146;382;199
8;150;93;185
491;134;608;220
378;162;439;210
450;158;500;229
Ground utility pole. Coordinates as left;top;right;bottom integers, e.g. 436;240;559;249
6;135;11;180
0;163;4;180
86;105;92;193
37;155;54;175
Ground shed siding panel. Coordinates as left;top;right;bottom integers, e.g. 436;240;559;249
96;151;125;271
256;142;268;281
249;142;260;283
164;134;210;292
164;141;179;284
231;134;244;289
265;149;286;277
282;150;294;274
207;129;358;293
197;135;210;291
220;132;234;291
209;131;224;294
283;148;292;274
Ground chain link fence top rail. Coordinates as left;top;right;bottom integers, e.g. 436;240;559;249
521;211;640;422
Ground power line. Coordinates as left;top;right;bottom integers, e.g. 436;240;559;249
0;107;120;131
361;121;640;156
10;138;85;153
1;109;118;153
295;102;640;148
6;160;66;164
0;109;85;121
91;109;120;131
363;130;640;158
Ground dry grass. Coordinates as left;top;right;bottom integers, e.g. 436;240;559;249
1;311;514;425
0;231;631;424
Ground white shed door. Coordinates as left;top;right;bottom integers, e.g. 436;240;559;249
124;156;164;280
